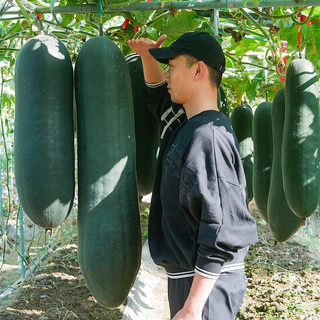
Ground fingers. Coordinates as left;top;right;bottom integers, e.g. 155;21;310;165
128;34;166;49
127;34;167;56
127;38;153;56
128;38;152;47
127;39;147;49
154;34;167;48
127;39;135;49
127;39;139;51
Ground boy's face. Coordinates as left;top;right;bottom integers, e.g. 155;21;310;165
164;55;197;105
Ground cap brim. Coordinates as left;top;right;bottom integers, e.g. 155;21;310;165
149;47;181;64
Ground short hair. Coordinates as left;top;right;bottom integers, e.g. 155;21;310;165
184;54;222;88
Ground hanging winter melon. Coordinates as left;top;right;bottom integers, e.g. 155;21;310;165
75;36;141;308
267;88;302;242
230;104;253;202
126;53;159;196
253;101;273;221
282;59;320;218
14;35;75;229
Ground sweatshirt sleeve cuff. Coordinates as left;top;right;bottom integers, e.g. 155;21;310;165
145;80;165;88
195;256;223;280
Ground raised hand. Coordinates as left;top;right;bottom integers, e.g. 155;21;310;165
128;34;167;57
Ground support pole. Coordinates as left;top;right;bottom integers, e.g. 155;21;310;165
2;0;320;15
0;147;3;235
0;68;4;234
51;0;320;13
214;9;220;37
18;205;26;279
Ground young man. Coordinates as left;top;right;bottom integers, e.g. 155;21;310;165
128;32;258;320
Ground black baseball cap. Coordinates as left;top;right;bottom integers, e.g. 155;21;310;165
149;31;225;73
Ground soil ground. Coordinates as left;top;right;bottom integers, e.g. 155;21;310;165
0;202;319;319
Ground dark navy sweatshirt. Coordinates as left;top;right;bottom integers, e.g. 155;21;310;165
146;81;258;280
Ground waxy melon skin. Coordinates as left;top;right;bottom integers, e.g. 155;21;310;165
126;53;159;196
231;104;254;202
253;101;273;222
282;59;320;218
267;88;301;242
75;36;141;308
14;35;75;229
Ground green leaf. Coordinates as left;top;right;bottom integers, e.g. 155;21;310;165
227;75;250;105
246;70;263;101
60;14;75;27
6;21;23;35
0;27;5;37
234;37;264;56
195;22;216;37
133;10;153;26
144;26;160;40
246;86;257;101
156;10;199;38
306;42;318;67
75;14;85;22
280;24;298;51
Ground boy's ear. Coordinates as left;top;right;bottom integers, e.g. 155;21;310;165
194;61;205;79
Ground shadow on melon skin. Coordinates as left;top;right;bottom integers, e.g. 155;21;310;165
77;164;141;309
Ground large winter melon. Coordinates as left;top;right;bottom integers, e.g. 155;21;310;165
230;104;253;202
126;53;159;196
282;59;320;218
267;88;302;242
14;35;74;228
75;36;141;308
253;101;273;221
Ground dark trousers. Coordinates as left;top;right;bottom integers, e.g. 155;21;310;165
168;270;247;320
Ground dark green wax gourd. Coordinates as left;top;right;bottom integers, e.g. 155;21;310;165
14;35;75;228
253;101;273;221
230;105;253;202
267;88;301;242
282;59;320;218
126;53;159;196
75;37;141;309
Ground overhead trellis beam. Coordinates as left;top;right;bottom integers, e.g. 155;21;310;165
1;0;320;16
31;0;320;14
